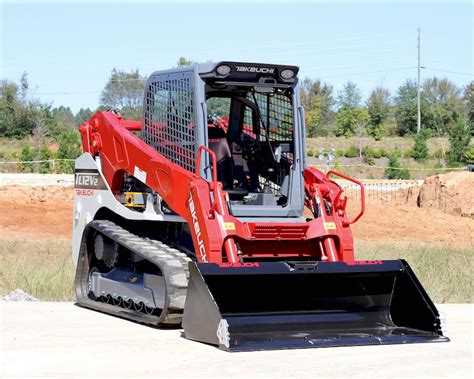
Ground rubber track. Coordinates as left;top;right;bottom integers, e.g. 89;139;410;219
75;220;190;326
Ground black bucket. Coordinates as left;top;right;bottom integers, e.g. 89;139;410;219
182;260;449;351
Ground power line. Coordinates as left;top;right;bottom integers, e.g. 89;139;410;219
303;59;411;73
33;66;417;95
1;39;411;73
422;67;472;77
315;66;416;79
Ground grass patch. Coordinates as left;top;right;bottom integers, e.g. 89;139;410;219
0;238;471;303
0;239;75;301
356;240;473;303
307;136;449;156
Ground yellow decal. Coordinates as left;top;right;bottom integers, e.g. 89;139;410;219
224;222;236;231
325;222;336;230
130;277;138;283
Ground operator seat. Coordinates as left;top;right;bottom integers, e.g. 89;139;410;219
208;126;248;200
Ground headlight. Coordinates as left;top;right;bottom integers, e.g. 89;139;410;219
280;69;295;79
216;65;231;76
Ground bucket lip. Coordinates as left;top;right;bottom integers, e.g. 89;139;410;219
222;333;450;352
193;260;406;275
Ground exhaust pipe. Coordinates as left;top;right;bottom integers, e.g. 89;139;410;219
182;260;449;351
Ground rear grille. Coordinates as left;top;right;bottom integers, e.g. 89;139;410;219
249;224;308;240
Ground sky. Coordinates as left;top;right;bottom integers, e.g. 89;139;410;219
0;0;472;113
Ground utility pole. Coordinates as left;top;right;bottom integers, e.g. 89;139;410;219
417;27;421;134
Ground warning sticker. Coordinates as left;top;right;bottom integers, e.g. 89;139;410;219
324;222;336;230
224;222;236;231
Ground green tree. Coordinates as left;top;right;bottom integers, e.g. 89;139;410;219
366;86;390;140
74;108;94;126
177;57;195;67
300;78;335;137
422;77;463;135
462;82;474;134
39;145;52;174
0;78;37;138
447;118;471;166
335;82;366;137
413;128;430;161
100;68;147;120
57;128;82;173
52;106;75;127
384;154;410;179
394;79;433;136
19;144;35;172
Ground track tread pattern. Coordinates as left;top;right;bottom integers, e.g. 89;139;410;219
75;220;190;326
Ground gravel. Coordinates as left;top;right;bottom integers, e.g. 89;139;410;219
2;289;39;302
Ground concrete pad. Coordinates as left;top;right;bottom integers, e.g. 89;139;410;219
0;302;472;378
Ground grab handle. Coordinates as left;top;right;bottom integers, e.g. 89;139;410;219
196;145;218;190
326;170;365;226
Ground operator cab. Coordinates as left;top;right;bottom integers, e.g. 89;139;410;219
142;61;305;218
200;62;304;217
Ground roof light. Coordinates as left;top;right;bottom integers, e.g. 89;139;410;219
216;65;231;76
280;69;295;79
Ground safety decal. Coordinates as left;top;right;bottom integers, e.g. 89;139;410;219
324;222;336;230
224;222;236;231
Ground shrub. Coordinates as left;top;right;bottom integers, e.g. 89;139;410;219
307;148;316;157
19;144;35;173
392;148;402;158
378;148;389;157
373;123;387;141
362;147;374;158
0;150;4;159
363;147;382;159
335;149;344;158
403;149;414;158
344;146;359;158
7;151;19;160
39;145;52;174
384;154;410;180
464;145;474;163
413;129;430;161
56;128;82;173
448;118;471;166
372;149;382;159
433;148;445;160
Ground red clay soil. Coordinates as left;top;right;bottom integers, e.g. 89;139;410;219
418;172;474;218
0;185;73;241
0;185;472;250
351;203;473;250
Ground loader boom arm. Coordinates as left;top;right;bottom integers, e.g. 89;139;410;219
79;110;360;263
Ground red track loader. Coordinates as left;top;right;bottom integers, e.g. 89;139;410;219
73;61;448;351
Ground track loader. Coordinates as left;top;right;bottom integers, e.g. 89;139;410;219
73;61;448;351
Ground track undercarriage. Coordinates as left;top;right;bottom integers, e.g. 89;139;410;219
75;220;191;326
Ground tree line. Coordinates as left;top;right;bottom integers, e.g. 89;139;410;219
0;60;472;170
301;77;472;138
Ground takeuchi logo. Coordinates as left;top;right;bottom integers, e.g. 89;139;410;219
235;66;275;74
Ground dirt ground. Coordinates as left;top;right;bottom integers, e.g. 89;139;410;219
0;184;472;250
0;185;73;241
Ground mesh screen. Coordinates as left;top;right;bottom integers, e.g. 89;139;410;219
243;90;294;193
142;72;196;172
245;91;293;143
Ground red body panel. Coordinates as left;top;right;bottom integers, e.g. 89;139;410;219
80;111;363;263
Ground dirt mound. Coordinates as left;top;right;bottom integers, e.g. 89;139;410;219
418;172;474;218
